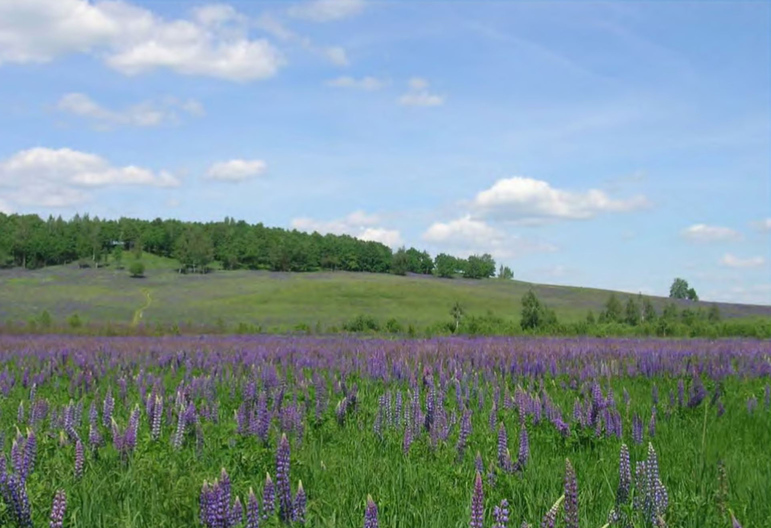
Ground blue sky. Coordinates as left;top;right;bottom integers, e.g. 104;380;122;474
0;0;769;303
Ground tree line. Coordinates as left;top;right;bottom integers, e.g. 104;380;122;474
0;213;501;278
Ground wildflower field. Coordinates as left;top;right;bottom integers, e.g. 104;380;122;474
0;335;768;528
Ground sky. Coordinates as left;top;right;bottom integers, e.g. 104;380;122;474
0;0;769;304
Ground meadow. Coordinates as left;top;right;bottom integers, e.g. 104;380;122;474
0;334;768;528
1;257;770;333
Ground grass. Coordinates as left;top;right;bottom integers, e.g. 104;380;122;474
0;254;769;331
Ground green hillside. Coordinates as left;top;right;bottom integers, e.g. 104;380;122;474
1;254;769;332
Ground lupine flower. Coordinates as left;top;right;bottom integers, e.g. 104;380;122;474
493;498;509;528
470;472;484;528
103;390;114;428
262;473;276;519
276;433;292;522
5;472;32;528
497;422;509;469
632;413;643;445
516;426;529;470
75;438;84;479
617;444;631;505
730;511;743;528
364;494;379;528
50;489;66;528
564;459;578;528
402;423;413;454
230;496;244;526
648;407;657;438
540;495;564;528
475;451;484;475
456;409;471;460
246;487;260;528
151;395;163;440
293;481;307;524
172;405;186;450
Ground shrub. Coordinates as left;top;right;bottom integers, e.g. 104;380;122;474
343;314;380;333
67;313;83;329
385;318;403;334
129;261;145;278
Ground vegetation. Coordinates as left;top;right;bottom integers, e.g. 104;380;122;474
129;261;145;278
670;278;699;301
0;335;766;527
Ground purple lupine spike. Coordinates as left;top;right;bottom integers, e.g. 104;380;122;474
564;459;578;528
652;384;659;405
124;406;140;453
540;496;564;528
470;472;484;528
475;451;484;475
220;468;232;520
20;429;36;482
617;444;631;505
632;413;643;445
103;390;114;428
75;438;84;479
17;401;24;425
493;498;509;528
7;473;32;528
230;496;244;527
731;512;743;528
276;433;292;522
497;422;508;469
364;494;378;528
402;422;413;454
151;395;163;440
648;407;657;438
88;421;102;449
172;404;186;450
747;396;757;414
456;409;471;460
262;473;276;519
50;489;66;528
246;487;260;528
517;425;529;470
199;481;211;527
293;481;307;524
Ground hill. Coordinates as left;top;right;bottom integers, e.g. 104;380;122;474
1;255;769;332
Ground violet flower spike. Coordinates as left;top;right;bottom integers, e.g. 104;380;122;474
50;489;67;528
276;433;292;522
364;494;379;528
470;472;484;528
293;480;307;524
564;459;578;528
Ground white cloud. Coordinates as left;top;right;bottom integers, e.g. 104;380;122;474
326;76;385;90
0;147;179;208
720;254;766;269
471;176;650;224
288;0;365;22
206;159;267;182
680;224;742;243
322;46;349;66
422;215;557;260
752;218;771;232
57;93;204;128
291;210;402;247
398;77;444;107
0;0;284;81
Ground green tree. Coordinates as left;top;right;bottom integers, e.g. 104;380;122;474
434;253;457;278
450;301;465;332
708;303;721;323
129;261;145;278
68;313;83;329
498;265;514;280
662;302;679;321
642;297;657;323
112;245;124;269
585;310;596;325
174;226;214;273
520;290;553;330
624;297;641;326
687;287;699;302
601;294;623;323
391;247;409;276
669;278;690;299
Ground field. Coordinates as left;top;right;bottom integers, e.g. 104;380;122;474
0;335;768;528
1;257;769;332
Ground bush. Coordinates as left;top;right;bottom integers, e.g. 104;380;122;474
67;313;83;329
385;318;403;334
343;314;380;333
129;261;145;278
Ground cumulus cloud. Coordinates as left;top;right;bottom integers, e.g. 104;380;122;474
206;159;267;182
326;76;385;90
0;147;179;208
0;0;284;81
422;215;557;259
681;224;742;243
720;253;766;269
471;176;650;224
57;93;204;128
752;218;771;232
398;77;444;107
288;0;365;22
291;210;402;247
254;13;349;66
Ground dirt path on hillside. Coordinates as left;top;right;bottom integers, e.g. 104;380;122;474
131;289;153;326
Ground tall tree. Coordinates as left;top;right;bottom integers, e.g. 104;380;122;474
669;278;691;299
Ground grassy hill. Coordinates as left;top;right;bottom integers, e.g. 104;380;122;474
0;254;769;331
